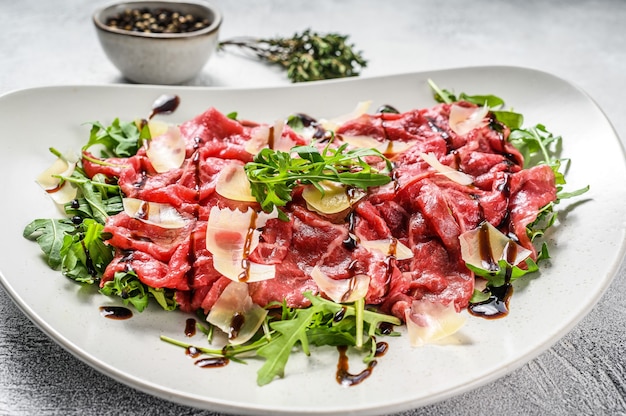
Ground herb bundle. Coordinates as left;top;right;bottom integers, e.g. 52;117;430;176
219;29;367;83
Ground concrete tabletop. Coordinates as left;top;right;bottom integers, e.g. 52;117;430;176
1;0;625;415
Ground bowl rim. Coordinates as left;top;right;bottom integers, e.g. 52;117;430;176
93;0;222;39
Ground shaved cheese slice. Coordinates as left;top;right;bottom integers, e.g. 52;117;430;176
360;239;414;260
320;101;372;132
134;119;169;138
215;162;256;202
420;152;473;185
341;135;417;156
36;156;78;204
122;198;187;229
244;125;271;155
405;299;466;347
146;125;185;173
148;120;169;137
459;221;532;270
311;265;370;303
244;120;295;154
449;104;489;136
207;281;268;345
206;206;278;282
302;181;364;215
271;119;295;152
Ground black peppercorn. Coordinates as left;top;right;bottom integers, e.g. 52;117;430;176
105;7;211;34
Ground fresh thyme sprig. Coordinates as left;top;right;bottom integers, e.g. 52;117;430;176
219;29;367;83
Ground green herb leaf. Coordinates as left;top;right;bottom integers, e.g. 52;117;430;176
160;292;399;386
63;169;123;223
467;258;539;288
148;287;178;311
244;144;391;217
100;271;150;312
429;79;505;108
256;306;318;385
23;219;76;269
60;218;113;284
83;118;144;158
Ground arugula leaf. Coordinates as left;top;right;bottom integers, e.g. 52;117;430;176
60;219;113;284
100;271;150;312
256;306;318;385
428;79;523;130
491;110;524;130
148;287;178;311
429;79;503;107
23;217;113;285
245;143;391;218
23;219;76;269
467;258;539;288
83;118;145;158
160;292;400;386
508;124;563;169
468;257;541;305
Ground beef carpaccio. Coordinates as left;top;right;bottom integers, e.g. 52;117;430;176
82;100;557;322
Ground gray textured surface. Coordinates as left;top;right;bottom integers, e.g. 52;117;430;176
1;0;625;415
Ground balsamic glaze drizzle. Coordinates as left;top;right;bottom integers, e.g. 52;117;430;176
100;306;133;320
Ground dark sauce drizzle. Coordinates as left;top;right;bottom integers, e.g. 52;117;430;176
376;104;400;114
133;171;148;189
378;322;395;336
185;136;203;289
229;312;246;339
336;345;376;386
195;356;230;368
149;94;180;120
384;238;398;288
238;211;258;282
100;306;133;320
336;340;388;387
185;318;197;337
186;345;201;358
342;211;359;250
292;113;326;139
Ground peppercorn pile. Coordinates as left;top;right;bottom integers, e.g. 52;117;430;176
105;7;211;34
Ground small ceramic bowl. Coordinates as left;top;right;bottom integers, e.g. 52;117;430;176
93;1;222;84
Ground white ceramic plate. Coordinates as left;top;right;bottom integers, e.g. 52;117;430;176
1;67;625;416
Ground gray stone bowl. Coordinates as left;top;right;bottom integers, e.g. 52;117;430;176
93;1;222;84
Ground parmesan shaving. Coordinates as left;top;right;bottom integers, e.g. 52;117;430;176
122;198;187;229
459;221;532;269
302;181;364;215
320;100;372;132
341;134;417;155
405;299;466;347
215;162;256;202
360;239;414;260
244;120;295;154
311;265;370;303
449;104;489;136
145;125;185;173
206;281;268;345
205;206;278;282
36;156;78;205
420;152;473;185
